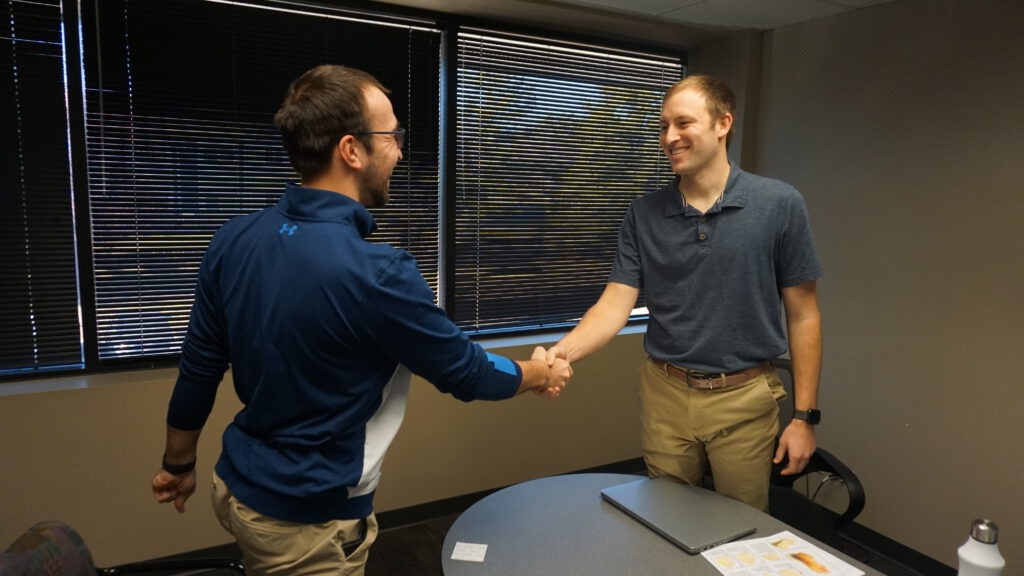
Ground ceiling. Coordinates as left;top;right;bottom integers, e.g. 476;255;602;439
372;0;897;49
538;0;896;31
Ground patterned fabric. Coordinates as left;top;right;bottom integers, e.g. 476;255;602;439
0;521;97;576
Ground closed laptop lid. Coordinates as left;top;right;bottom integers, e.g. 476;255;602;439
600;477;756;554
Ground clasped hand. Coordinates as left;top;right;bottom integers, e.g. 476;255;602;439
530;345;572;399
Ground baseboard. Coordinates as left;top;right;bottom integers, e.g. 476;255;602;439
839;521;956;576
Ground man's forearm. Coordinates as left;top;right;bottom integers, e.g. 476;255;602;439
555;282;638;363
163;426;203;466
557;315;623;363
787;314;822;411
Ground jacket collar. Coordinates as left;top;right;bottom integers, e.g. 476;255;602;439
278;183;377;237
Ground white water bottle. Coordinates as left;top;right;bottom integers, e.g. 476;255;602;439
957;519;1005;576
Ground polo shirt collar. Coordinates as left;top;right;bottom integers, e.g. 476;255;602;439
278;182;378;238
662;161;748;217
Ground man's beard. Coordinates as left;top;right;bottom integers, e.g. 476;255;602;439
359;159;391;208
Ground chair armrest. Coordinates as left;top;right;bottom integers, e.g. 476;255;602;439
813;447;865;527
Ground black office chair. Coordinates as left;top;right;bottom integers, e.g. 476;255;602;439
0;520;245;576
769;358;865;550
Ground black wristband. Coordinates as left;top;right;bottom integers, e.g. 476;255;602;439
162;455;196;475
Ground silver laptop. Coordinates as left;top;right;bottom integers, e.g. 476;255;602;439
600;477;756;554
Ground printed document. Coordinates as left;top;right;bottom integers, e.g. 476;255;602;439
701;530;865;576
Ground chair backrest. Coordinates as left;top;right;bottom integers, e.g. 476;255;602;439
0;521;97;576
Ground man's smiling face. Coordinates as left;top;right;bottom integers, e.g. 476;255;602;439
659;88;731;177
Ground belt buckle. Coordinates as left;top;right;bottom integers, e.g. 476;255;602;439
686;369;719;389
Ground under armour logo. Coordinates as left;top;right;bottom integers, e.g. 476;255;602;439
279;223;298;236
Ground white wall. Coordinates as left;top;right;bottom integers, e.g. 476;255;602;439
747;0;1023;568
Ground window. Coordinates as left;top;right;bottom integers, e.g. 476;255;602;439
80;0;442;361
454;29;681;332
1;0;83;374
1;1;682;379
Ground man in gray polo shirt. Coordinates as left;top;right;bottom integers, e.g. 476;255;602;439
546;74;823;511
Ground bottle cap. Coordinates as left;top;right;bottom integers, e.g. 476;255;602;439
970;519;999;544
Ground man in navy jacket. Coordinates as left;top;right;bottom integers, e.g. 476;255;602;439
152;65;572;576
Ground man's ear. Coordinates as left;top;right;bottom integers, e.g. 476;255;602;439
716;113;733;140
338;135;363;169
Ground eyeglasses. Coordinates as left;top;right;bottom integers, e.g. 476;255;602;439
353;128;406;150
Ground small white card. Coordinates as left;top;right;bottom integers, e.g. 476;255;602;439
451;541;488;562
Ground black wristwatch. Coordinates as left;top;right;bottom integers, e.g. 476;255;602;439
792;409;821;425
162;455;197;475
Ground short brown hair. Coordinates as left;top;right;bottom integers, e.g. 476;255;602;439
273;65;389;180
663;74;736;148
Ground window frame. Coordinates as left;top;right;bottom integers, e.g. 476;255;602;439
0;1;684;383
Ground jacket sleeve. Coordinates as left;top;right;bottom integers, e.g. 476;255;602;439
360;251;521;402
167;247;230;430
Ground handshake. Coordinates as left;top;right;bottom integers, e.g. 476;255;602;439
525;345;572;399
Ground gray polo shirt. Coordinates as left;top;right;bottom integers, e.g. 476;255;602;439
609;163;823;373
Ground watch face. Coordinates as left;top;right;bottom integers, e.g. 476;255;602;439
796;409;821;425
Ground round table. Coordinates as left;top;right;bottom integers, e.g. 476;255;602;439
441;472;883;576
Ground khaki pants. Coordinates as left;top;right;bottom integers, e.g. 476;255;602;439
211;471;378;576
638;358;787;511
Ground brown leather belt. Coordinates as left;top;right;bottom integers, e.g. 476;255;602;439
651;359;772;390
